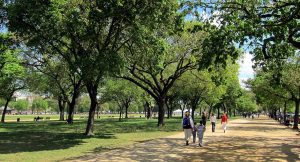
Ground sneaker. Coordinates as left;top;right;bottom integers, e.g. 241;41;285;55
199;143;203;147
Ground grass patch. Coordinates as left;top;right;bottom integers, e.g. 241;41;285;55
0;115;239;162
0;117;184;162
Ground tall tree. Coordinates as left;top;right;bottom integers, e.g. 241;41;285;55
12;99;29;113
103;79;142;121
120;29;205;126
172;70;211;120
189;0;300;56
7;0;178;135
0;42;25;122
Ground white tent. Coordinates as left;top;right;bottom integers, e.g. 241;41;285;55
173;109;191;116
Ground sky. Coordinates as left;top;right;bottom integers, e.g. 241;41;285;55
238;52;255;88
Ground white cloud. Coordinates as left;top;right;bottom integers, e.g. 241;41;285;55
238;52;254;88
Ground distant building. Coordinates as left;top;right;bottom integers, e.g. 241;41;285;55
13;91;38;106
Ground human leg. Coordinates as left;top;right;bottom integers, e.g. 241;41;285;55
212;122;215;132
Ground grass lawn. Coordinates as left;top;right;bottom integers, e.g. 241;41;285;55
0;116;183;162
0;115;238;162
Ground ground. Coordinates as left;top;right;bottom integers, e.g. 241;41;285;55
65;116;300;162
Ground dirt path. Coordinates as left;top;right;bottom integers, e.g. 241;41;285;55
66;116;300;162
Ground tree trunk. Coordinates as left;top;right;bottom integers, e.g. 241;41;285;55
1;99;10;123
293;98;299;129
191;103;197;120
208;104;213;118
283;101;287;124
199;106;202;116
96;104;100;119
222;103;227;113
234;103;237;117
146;102;151;119
119;105;123;122
157;97;166;127
217;106;220;119
58;98;66;121
67;83;81;124
125;106;129;119
85;83;98;136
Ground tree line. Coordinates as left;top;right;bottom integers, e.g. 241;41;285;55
2;0;297;135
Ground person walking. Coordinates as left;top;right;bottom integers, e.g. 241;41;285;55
182;111;194;146
197;120;206;147
210;113;216;132
201;112;207;127
192;122;197;143
221;112;228;133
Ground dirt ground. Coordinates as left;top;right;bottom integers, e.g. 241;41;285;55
65;116;300;162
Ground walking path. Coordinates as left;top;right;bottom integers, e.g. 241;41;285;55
66;116;300;162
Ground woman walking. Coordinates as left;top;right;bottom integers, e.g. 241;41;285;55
210;113;216;132
221;112;228;133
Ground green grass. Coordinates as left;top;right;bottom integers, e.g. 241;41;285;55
0;116;184;162
4;113;166;121
0;115;238;162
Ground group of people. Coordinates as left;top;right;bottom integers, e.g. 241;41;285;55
243;112;260;119
182;111;228;147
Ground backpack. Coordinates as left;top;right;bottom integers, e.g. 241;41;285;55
183;117;191;129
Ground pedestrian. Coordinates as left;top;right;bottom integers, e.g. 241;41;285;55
197;120;206;147
201;112;207;126
210;113;216;132
221;112;228;133
192;122;197;143
182;111;194;146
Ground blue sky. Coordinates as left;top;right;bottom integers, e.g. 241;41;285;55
238;52;254;87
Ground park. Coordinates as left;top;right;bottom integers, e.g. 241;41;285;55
0;0;300;162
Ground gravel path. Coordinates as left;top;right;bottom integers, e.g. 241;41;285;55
66;116;300;162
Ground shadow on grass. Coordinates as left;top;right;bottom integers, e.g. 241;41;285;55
0;117;182;155
0;131;116;154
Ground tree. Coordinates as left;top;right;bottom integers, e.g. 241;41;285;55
12;99;29;113
31;98;48;114
26;57;83;123
0;34;25;123
172;70;211;120
103;79;142;121
236;90;257;113
281;62;300;129
7;0;178;135
217;62;242;117
249;61;300;129
120;28;205;126
189;1;299;58
77;95;90;113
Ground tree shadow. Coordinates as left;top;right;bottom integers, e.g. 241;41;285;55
0;131;116;154
65;135;300;162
